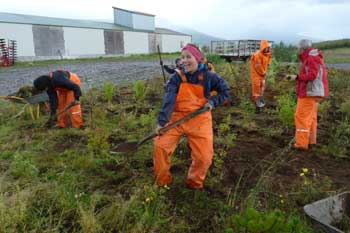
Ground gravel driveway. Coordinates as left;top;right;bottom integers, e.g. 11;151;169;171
1;59;349;96
0;58;174;96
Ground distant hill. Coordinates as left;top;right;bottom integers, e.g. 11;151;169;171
170;27;224;46
314;39;350;50
155;17;224;46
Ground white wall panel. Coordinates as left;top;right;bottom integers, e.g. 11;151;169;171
161;35;191;53
0;22;35;56
63;27;104;55
123;31;149;54
132;14;155;31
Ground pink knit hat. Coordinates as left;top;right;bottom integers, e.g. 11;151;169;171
181;43;202;62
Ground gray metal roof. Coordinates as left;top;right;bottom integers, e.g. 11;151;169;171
154;27;189;36
0;12;190;36
112;7;155;17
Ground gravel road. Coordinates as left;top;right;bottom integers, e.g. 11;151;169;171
0;59;349;96
0;58;174;96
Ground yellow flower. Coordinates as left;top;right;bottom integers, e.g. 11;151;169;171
164;185;170;190
300;173;305;176
280;199;284;204
302;168;308;173
145;197;151;203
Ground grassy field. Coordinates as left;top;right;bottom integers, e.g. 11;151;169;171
1;60;350;232
322;47;350;64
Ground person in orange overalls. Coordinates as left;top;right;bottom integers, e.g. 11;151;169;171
249;40;272;111
33;70;83;128
153;43;230;189
291;39;328;150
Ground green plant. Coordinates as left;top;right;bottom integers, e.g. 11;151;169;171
275;94;296;128
87;129;110;158
133;80;147;102
326;119;350;158
240;100;256;114
340;99;350;120
267;58;279;85
9;153;39;180
228;207;312;233
102;81;115;105
295;168;332;205
318;100;331;119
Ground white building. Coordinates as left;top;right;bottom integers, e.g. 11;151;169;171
0;7;191;61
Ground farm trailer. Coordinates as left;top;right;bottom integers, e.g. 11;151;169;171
210;40;273;61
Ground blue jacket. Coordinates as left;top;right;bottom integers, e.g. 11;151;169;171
157;64;230;126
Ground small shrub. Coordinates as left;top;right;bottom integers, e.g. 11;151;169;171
275;94;296;128
228;207;312;233
318;100;331;119
133;80;147;102
294;168;332;205
9;153;38;180
326;119;350;158
267;58;279;85
87;129;110;158
102;81;115;104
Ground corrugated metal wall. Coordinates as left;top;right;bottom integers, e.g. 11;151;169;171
63;27;104;56
104;30;124;55
0;22;191;60
148;33;162;53
123;31;149;54
161;34;191;53
0;22;35;56
32;25;65;56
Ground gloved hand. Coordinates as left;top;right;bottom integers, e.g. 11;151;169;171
155;124;164;135
72;99;80;106
205;101;214;110
286;74;298;81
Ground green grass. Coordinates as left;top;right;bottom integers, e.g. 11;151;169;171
322;47;350;64
1;62;350;232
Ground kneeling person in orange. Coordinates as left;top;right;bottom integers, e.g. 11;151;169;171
154;43;230;189
33;70;83;128
293;40;328;150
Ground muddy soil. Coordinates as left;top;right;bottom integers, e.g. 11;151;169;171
0;58;174;96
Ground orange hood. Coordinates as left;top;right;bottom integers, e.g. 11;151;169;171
260;40;270;51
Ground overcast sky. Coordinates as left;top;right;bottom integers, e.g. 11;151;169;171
1;0;349;43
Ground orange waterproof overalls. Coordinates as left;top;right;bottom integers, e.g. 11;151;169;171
249;40;271;104
50;72;83;128
294;97;320;150
153;71;213;189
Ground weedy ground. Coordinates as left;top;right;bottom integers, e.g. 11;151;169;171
1;59;350;232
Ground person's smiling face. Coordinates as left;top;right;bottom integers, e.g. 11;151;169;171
181;49;198;73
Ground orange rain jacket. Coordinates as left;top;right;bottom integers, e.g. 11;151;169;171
249;40;272;103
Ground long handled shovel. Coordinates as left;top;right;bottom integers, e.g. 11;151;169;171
110;106;210;153
42;101;79;128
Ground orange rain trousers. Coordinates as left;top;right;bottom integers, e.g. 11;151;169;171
251;78;265;103
56;73;83;128
154;72;213;189
250;40;271;103
294;97;320;150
